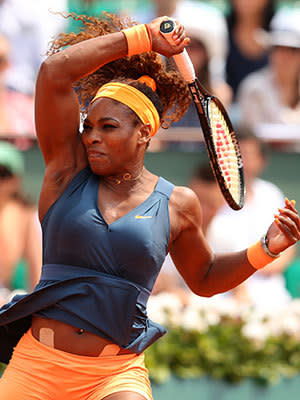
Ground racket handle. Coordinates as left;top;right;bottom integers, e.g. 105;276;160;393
160;19;196;83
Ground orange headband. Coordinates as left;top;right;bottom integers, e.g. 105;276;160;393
91;82;160;136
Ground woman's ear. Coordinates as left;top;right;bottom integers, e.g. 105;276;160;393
138;123;152;145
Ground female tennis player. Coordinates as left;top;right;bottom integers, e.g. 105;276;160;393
0;13;299;400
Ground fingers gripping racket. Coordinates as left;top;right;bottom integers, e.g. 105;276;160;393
160;20;245;210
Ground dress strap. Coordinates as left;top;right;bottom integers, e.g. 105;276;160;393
154;177;174;199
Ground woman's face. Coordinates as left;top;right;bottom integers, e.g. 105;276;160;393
0;175;20;201
81;98;145;176
271;46;300;79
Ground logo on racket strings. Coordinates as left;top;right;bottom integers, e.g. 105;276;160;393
231;136;243;169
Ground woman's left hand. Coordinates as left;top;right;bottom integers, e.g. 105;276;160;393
266;198;300;255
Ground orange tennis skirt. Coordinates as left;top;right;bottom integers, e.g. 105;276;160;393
0;329;153;400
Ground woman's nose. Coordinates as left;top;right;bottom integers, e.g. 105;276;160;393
89;136;101;144
85;130;102;145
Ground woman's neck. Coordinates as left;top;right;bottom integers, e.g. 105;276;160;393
104;166;145;186
234;17;266;57
235;12;264;29
100;164;147;195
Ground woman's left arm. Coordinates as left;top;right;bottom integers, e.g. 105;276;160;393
169;188;300;297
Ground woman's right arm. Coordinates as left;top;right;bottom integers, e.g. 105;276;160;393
35;31;130;221
35;31;128;168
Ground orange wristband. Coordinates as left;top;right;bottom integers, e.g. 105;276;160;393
247;237;279;270
122;24;152;56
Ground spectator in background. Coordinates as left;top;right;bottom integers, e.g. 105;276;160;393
0;0;67;95
0;35;34;139
206;129;296;309
237;7;300;129
226;0;276;99
0;142;42;304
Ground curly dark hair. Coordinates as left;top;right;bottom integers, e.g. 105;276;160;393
48;12;191;128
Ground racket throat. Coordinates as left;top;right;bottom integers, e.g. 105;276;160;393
189;85;205;114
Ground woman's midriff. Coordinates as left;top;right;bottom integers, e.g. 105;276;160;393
31;315;133;357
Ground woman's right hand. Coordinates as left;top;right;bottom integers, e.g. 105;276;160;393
147;17;190;58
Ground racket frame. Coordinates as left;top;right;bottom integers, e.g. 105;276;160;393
190;79;245;210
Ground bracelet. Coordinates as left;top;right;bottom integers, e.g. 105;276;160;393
122;24;152;57
260;234;281;258
247;235;280;270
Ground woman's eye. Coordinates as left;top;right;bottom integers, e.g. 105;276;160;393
83;124;92;131
103;124;117;129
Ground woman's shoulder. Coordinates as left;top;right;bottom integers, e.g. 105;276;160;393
168;185;203;242
170;185;201;214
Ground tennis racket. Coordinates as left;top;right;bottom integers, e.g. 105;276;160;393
160;19;245;210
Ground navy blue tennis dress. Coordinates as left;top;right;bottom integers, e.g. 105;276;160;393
0;167;174;364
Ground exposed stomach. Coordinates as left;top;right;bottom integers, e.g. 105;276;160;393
31;315;133;357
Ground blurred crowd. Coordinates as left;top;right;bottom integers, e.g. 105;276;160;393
0;0;299;141
0;0;299;309
0;141;42;305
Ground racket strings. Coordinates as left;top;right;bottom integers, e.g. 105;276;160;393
209;102;241;203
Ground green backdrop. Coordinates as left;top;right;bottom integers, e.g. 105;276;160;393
151;375;300;400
